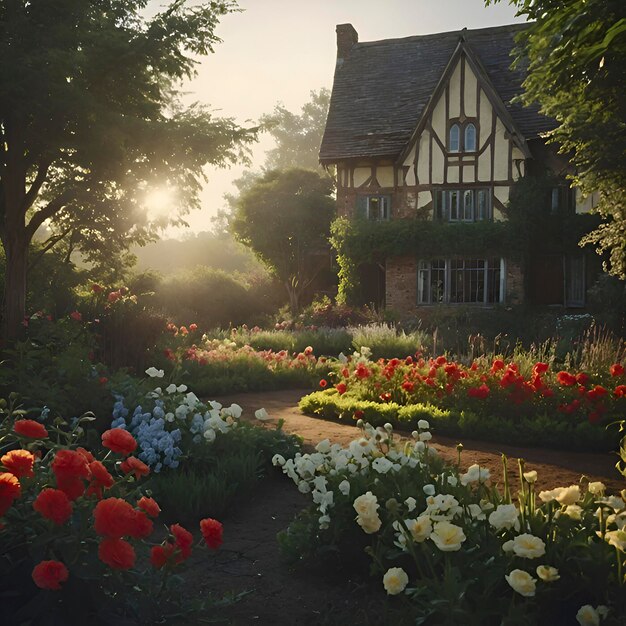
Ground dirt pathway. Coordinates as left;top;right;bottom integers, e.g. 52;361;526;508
214;389;624;493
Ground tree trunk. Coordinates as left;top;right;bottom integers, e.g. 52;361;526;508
2;235;28;342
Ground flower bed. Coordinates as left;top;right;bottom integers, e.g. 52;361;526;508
299;351;626;451
276;420;626;625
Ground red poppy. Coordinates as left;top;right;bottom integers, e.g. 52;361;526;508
587;385;608;401
556;371;577;386
127;510;153;539
610;363;625;377
319;379;328;388
120;456;150;479
353;410;364;420
401;381;415;392
532;362;549;375
86;461;114;499
137;496;161;518
13;419;48;439
614;385;626;398
200;518;223;549
98;538;136;570
170;523;193;560
576;372;590;386
32;560;69;590
101;429;137;456
51;450;90;501
0;472;21;517
435;356;447;366
99;377;108;385
33;488;73;525
379;392;392;403
355;364;371;379
490;359;505;373
1;449;35;478
335;382;347;395
468;384;490;399
341;367;349;378
94;497;138;538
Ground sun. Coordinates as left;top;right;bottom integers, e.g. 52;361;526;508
143;186;176;218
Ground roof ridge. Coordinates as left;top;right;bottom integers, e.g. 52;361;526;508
354;22;528;49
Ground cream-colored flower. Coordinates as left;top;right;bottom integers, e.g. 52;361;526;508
502;539;515;553
315;439;331;453
460;464;491;486
272;454;285;466
539;487;564;503
604;529;626;552
556;485;581;506
505;569;536;597
536;565;560;582
406;516;432;543
576;605;601;626
430;521;466;552
372;457;394;474
423;484;435;496
588;481;605;496
489;504;520;531
383;567;409;595
523;470;538;483
353;492;379;518
404;496;417;512
338;480;351;496
254;408;271;421
511;534;546;559
356;512;382;534
467;503;486;520
417;419;430;430
563;504;584;520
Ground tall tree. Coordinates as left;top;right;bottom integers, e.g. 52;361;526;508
0;0;256;339
486;0;626;277
231;168;334;314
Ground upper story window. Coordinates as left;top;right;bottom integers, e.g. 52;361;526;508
448;120;478;153
356;194;392;221
434;188;491;222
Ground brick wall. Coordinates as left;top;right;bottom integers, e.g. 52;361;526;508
385;256;417;311
506;261;524;305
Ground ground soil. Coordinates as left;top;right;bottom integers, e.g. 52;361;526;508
186;389;624;625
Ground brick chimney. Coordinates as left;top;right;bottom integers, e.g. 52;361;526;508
336;23;358;67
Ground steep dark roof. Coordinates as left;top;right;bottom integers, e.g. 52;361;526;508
319;23;555;163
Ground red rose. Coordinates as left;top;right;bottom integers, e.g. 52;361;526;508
335;382;347;395
120;456;150;479
33;488;73;525
200;518;223;549
319;379;328;388
32;560;69;590
137;496;161;518
170;523;193;560
0;472;21;517
98;538;136;570
610;363;625;377
101;429;137;456
13;419;48;439
86;461;114;499
1;449;35;478
150;544;175;569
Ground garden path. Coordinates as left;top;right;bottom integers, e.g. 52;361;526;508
214;389;624;493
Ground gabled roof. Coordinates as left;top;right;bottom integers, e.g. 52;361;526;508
319;23;556;163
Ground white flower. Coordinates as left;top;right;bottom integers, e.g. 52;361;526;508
423;484;435;496
588;481;605;496
318;514;331;529
417;419;430;430
338;352;348;363
430;521;466;552
145;367;164;378
298;481;311;494
414;441;426;454
505;569;536;597
382;567;409;595
604;529;626;552
467;504;485;520
177;384;188;393
511;533;546;559
315;439;331;453
419;431;432;441
405;496;417;512
460;464;490;486
563;504;584;520
556;485;581;506
272;454;286;466
523;470;538;483
356;512;382;534
489;504;520;531
209;400;222;411
165;383;177;394
312;475;328;492
353;492;379;518
576;605;601;626
406;516;432;543
338;480;351;496
536;565;560;582
255;408;271;421
203;428;216;442
447;475;458;487
539;487;563;503
165;412;175;422
502;540;515;553
372;457;394;474
597;496;625;512
226;403;243;419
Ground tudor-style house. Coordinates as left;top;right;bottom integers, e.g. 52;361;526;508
320;23;600;311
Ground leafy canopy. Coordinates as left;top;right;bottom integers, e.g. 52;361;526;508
486;0;626;277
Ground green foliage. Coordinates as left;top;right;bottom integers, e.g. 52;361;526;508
231;168;335;313
488;0;626;278
152;422;301;522
349;324;428;359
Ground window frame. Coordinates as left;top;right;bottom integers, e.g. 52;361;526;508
434;188;492;223
366;195;391;221
447;118;479;154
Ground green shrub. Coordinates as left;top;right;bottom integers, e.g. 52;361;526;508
349;324;427;359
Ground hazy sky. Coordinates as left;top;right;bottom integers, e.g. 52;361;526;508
161;0;524;237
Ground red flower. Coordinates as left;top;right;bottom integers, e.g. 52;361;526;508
150;544;175;569
120;456;150;479
556;371;577;387
614;385;626;398
355;364;371;379
435;356;447;366
94;497;138;538
532;362;549;375
610;363;625;377
32;560;69;590
171;523;193;560
588;410;604;424
51;450;90;501
91;284;104;294
490;359;505;373
401;381;415;392
101;429;137;456
138;496;161;518
353;409;364;420
86;461;114;499
189;323;198;332
1;449;35;478
587;385;608;401
127;510;153;539
576;372;590;386
99;377;108;385
319;379;328;389
76;447;95;463
107;291;121;303
0;472;21;517
341;367;349;378
70;311;82;321
335;382;347;395
14;419;48;439
98;538;136;570
200;518;223;549
33;488;73;525
468;384;490;399
164;348;176;361
379;392;392;403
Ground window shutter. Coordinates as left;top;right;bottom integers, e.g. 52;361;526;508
356;196;367;219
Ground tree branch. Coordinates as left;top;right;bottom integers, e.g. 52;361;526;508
27;227;73;270
21;159;52;215
25;189;75;240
